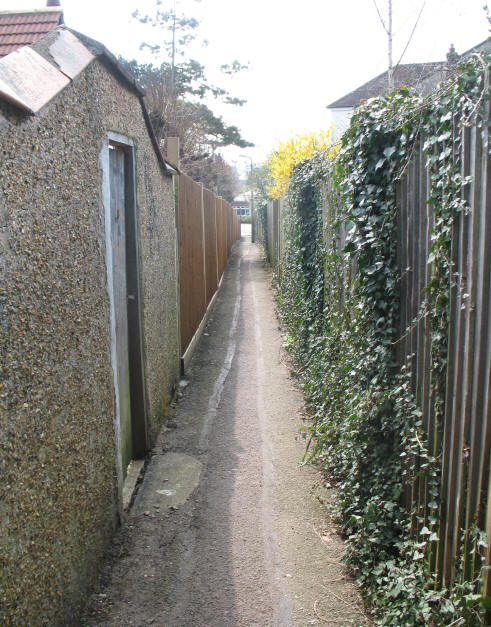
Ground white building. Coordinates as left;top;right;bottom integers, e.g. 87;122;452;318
232;192;251;218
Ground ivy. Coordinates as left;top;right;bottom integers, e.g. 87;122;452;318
256;201;269;260
276;54;490;625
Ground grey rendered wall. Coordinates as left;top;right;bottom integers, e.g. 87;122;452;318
0;57;179;624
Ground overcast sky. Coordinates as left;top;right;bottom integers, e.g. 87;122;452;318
2;0;489;169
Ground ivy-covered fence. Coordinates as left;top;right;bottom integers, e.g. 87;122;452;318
262;197;287;270
395;119;490;594
267;198;279;266
268;54;490;625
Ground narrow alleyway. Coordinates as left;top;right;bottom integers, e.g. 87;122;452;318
83;231;368;626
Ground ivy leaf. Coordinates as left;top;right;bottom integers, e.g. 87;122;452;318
375;158;386;170
383;146;396;159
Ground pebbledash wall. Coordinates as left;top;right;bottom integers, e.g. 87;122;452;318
0;28;180;623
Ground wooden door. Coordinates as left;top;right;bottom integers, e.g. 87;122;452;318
109;145;133;476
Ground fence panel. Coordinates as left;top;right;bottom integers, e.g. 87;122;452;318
217;198;226;279
178;184;239;356
178;174;206;353
463;119;491;584
394;114;490;590
265;199;280;267
203;188;218;306
226;203;232;257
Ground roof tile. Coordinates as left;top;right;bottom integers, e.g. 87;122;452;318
0;9;63;57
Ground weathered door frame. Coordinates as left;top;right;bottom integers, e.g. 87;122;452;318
100;132;147;508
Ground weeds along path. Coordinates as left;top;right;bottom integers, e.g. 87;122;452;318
83;234;368;626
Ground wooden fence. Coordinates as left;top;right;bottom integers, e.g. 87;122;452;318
263;197;287;271
396;119;490;592
261;114;490;598
177;173;240;359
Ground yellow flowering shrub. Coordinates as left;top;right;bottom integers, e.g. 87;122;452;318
266;129;338;199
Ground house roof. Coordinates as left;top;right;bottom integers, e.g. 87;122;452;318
462;38;491;56
327;61;445;109
0;26;177;175
327;39;491;110
0;8;64;58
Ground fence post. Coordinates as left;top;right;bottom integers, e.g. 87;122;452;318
166;137;182;369
200;184;207;316
166;137;180;167
214;197;219;288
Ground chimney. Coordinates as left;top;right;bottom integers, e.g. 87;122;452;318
46;0;61;6
446;44;459;66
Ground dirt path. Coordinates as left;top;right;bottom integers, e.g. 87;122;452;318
83;235;368;626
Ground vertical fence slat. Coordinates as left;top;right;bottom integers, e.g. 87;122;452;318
407;156;420;528
399;176;407;364
421;154;433;440
395;182;403;368
218;198;226;280
486;474;491;612
415;143;427;518
410;156;420;395
398;174;413;509
403;174;411;376
203;188;218;305
200;184;207;313
463;106;491;582
222;199;228;271
416;143;426;409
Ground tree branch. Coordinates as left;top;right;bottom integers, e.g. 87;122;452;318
394;1;427;71
372;0;389;34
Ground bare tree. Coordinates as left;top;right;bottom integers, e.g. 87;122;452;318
372;0;426;91
372;0;394;89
